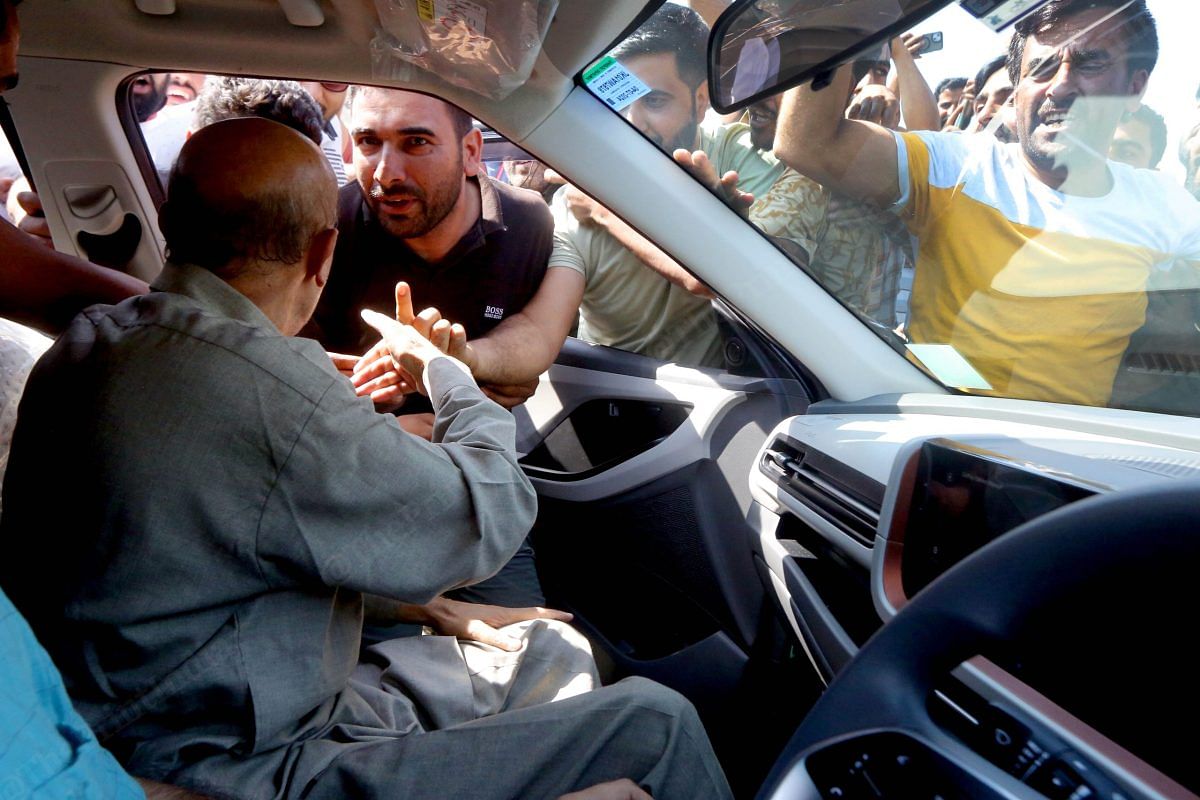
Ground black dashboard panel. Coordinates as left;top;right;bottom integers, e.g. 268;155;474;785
900;440;1098;598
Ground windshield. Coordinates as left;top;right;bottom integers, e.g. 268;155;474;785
585;0;1200;416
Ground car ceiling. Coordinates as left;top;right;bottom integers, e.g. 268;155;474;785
17;0;654;141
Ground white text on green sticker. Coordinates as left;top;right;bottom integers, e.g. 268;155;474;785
584;56;651;112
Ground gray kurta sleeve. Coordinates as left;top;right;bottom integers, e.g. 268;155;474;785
255;354;537;604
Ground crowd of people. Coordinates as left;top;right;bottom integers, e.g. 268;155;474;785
761;0;1199;410
1;0;1199;797
654;0;1199;410
5;0;1198;405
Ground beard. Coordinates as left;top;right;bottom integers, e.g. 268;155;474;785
647;93;700;154
366;159;464;240
655;120;700;155
131;79;168;122
1019;97;1123;177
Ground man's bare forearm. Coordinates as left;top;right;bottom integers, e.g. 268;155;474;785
776;64;901;208
469;311;562;385
364;593;432;625
891;40;939;132
137;779;211;799
463;267;585;386
595;214;711;296
775;65;857;183
0;222;149;333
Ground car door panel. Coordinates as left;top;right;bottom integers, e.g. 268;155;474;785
516;337;810;687
520;339;825;796
5;58;165;282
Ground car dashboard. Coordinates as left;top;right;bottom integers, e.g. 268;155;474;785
748;409;1200;800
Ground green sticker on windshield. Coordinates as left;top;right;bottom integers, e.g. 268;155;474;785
584;56;652;112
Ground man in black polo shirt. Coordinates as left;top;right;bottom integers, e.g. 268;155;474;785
306;86;584;610
307;86;584;414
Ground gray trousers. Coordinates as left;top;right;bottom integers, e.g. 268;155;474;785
303;679;731;799
177;620;732;800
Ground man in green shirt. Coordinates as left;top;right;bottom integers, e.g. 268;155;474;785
553;4;783;368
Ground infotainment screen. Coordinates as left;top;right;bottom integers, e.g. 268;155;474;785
901;440;1097;597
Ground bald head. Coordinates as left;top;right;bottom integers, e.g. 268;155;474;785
161;117;337;276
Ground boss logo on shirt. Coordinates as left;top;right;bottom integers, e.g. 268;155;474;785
484;305;505;321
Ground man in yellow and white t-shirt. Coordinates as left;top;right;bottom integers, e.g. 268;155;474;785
775;0;1200;407
896;127;1200;405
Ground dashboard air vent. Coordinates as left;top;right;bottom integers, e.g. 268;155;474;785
760;435;884;548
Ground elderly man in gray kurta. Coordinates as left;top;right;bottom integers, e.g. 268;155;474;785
0;118;732;800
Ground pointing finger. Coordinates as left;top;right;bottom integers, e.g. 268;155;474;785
394;282;416;325
361;308;394;334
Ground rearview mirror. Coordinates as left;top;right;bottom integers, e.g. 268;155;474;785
707;0;956;113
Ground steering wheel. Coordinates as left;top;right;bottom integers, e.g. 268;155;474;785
757;481;1199;799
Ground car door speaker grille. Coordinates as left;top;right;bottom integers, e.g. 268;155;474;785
760;436;884;548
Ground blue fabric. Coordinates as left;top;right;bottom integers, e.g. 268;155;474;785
0;588;144;799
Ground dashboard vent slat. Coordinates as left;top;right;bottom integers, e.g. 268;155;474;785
761;436;884;548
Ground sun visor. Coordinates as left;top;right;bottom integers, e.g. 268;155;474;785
767;0;907;31
370;0;558;100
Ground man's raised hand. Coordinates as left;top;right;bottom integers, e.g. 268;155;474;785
7;186;55;248
349;339;413;412
352;282;471;409
564;185;609;225
671;149;753;214
391;281;472;366
393;280;449;341
847;84;901;129
327;352;360;379
358;311;446;396
360;284;473;398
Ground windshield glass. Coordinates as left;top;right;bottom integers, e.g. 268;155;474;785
585;0;1200;416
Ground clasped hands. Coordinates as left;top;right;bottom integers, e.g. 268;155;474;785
330;281;472;413
329;282;537;417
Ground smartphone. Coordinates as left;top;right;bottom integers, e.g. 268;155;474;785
915;31;944;55
957;102;975;130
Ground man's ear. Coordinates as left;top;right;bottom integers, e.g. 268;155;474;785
694;80;711;117
462;127;483;177
305;227;338;287
1126;68;1150;113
